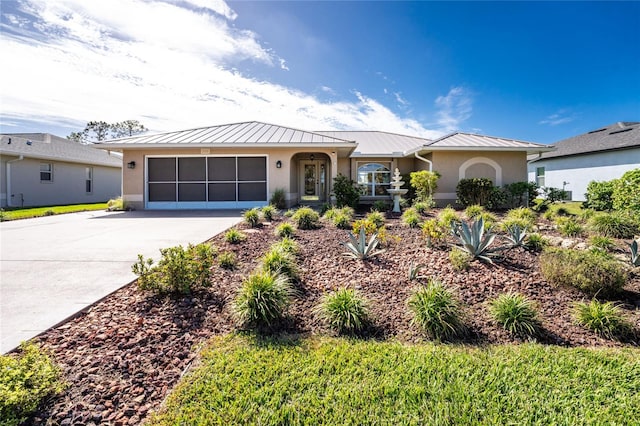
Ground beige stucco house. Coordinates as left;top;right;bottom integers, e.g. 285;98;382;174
95;121;552;210
1;133;122;208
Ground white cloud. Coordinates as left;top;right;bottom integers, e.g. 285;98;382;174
1;0;455;140
434;87;473;133
394;92;408;106
539;109;576;126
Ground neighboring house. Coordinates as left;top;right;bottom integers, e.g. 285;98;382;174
95;121;552;210
527;122;640;201
0;133;122;208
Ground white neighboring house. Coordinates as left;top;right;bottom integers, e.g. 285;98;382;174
528;122;640;201
0;133;122;208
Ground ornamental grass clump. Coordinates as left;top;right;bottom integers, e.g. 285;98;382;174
315;288;371;334
218;251;237;270
540;248;627;296
488;292;540;337
261;205;278;222
261;246;299;281
0;343;66;426
573;299;632;339
524;233;548;252
407;279;465;341
556;217;584;237
589;235;615;252
589;212;640;239
272;237;299;256
243;208;261;227
232;271;294;328
292;207;320;230
225;228;246;244
274;222;295;238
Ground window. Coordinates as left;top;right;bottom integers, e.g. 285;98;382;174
535;167;545;187
357;162;391;196
85;167;93;193
40;163;52;182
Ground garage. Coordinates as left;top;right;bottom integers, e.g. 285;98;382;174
146;155;267;209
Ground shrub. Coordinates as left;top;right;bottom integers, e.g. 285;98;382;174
500;217;534;233
422;219;447;248
261;246;299;281
505;207;537;227
573;300;631;339
488;292;540;337
232;271;293;328
333;174;360;208
407;279;465;340
371;200;389;212
556;217;583;237
274;222;295;238
438;206;460;227
504;181;539;207
365;211;386;228
132;243;216;294
284;209;295;218
261;205;278;222
589;235;615;251
107;196;124;211
413;200;433;215
410;170;441;202
541;187;567;204
243;208;261;227
464;204;485;219
0;343;65;426
272;237;299;256
269;188;287;210
540;248;627;296
612;168;640;212
333;213;352;230
218;251;237;270
488;186;509;210
292;207;320;230
225;228;246;244
524;233;548;252
449;248;471;271
401;208;421;228
456;178;494;207
584;180;615;211
589;212;640;239
315;288;371;334
352;218;378;236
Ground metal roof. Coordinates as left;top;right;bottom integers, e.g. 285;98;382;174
1;133;122;168
530;122;640;163
418;132;553;153
96;121;356;148
316;130;431;157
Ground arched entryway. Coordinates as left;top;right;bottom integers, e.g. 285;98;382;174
290;152;332;205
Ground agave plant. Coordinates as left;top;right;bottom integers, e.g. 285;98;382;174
630;239;640;267
342;225;385;260
408;262;427;281
450;217;497;263
505;224;527;247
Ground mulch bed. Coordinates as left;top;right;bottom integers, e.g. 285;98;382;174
28;211;640;425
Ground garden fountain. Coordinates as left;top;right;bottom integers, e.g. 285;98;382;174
386;168;408;213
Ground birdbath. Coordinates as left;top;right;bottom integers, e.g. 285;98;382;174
386;168;408;213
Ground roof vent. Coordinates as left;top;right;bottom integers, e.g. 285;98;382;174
609;128;632;135
588;128;607;134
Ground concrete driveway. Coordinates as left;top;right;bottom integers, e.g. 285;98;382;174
0;210;241;353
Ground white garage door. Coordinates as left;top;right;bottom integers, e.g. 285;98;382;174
146;156;268;209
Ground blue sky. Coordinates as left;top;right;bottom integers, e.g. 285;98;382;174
1;1;638;143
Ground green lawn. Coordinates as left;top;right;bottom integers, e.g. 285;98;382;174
150;335;639;425
0;203;108;221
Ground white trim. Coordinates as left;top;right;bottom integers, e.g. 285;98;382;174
459;157;502;186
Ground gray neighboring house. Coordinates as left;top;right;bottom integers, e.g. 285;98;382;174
0;133;122;208
527;122;640;201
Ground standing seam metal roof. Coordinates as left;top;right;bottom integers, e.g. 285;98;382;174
426;132;548;149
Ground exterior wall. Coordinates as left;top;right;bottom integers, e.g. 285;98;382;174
121;147;339;210
0;155;121;208
527;148;640;201
432;151;527;206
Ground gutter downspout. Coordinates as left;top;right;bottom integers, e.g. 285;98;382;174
6;155;24;207
414;152;432;172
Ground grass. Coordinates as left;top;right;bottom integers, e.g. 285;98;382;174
0;202;108;221
149;335;640;425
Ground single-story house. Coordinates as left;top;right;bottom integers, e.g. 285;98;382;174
0;133;122;208
527;122;640;201
95;121;553;210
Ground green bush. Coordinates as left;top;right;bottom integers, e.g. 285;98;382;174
365;211;385;228
410;170;441;203
232;271;293;328
449;248;471;271
261;205;278;222
584;180;615;211
524;233;548;252
218;251;237;270
413;200;433;215
272;237;299;256
505;207;537;227
556;217;583;237
422;218;447;248
407;279;465;341
333;213;352;230
573;300;631;339
589;235;615;251
243;208;261;227
333;174;360;208
589;212;640;239
261;246;299;281
132;243;216;294
401;208;421;228
225;228;246;244
315;288;371;334
371;200;389;212
464;204;485;219
274;222;295;238
612;168;640;212
0;343;65;426
456;178;494;207
504;181;539;207
540;248;627;296
488;292;540;337
292;207;320;230
438;206;460;227
269;188;287;210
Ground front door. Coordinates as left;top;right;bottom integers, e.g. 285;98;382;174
300;160;326;202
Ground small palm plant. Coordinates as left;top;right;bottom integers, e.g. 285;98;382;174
450;217;497;263
315;288;371;334
342;225;385;260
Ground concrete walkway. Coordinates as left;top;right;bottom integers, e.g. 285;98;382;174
0;210;241;353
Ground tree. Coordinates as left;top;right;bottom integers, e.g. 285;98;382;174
111;120;148;138
67;120;147;144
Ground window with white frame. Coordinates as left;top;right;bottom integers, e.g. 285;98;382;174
535;167;545;187
85;167;93;193
357;162;391;196
40;163;52;182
